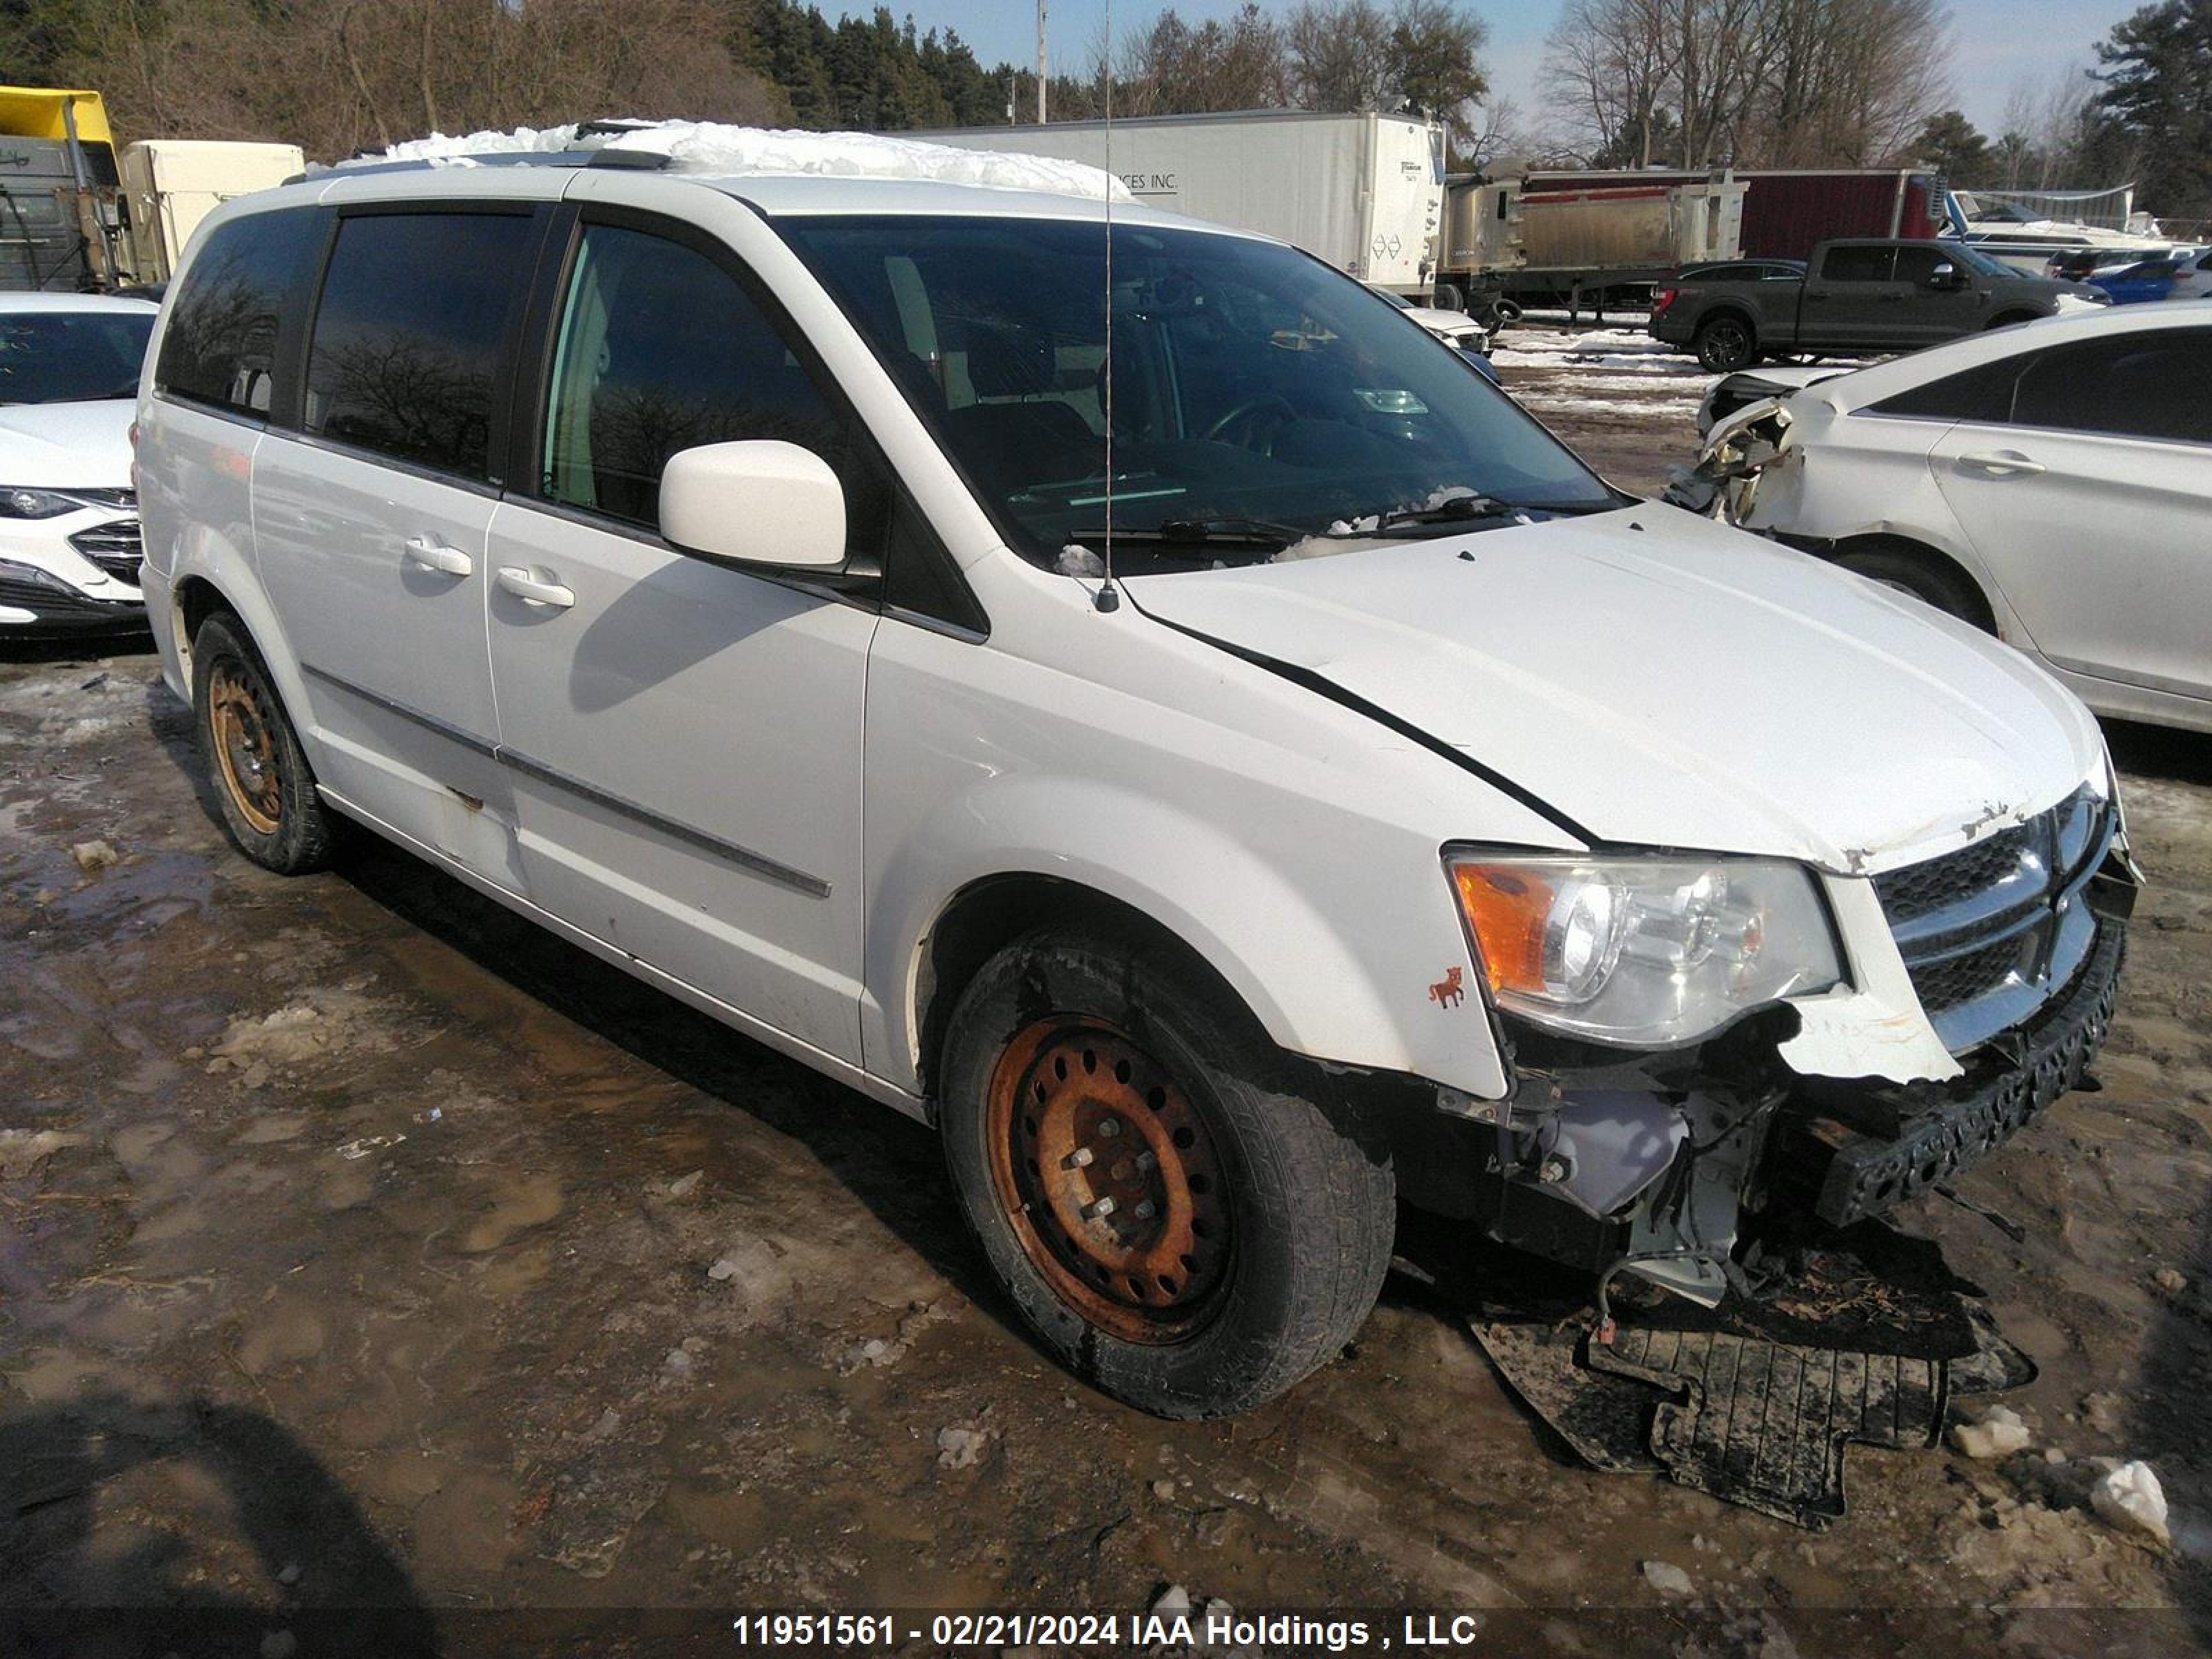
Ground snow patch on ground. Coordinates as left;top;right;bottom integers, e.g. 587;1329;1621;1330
332;120;1132;201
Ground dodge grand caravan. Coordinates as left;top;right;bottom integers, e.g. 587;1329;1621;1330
135;135;2135;1418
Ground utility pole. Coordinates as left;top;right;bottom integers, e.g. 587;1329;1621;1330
1036;0;1048;125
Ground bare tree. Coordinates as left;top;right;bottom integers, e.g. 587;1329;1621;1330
1539;0;1952;169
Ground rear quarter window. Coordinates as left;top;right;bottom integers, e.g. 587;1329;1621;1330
155;207;321;417
1863;356;2016;422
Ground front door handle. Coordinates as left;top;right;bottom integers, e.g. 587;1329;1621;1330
496;565;576;609
402;535;474;577
1956;450;2047;477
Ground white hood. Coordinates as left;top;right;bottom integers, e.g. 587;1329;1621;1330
1126;505;2103;876
0;399;135;489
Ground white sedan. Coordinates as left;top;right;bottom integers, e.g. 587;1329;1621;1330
1687;303;2212;733
0;291;158;635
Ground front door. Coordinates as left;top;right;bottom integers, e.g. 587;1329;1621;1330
485;212;884;1063
1889;244;1989;347
1931;325;2212;704
254;204;546;888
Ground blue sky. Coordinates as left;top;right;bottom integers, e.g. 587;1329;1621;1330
826;0;2136;136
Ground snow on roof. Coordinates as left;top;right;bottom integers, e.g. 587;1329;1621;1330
329;120;1132;203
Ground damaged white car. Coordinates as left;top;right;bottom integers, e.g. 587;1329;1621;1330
1674;303;2212;733
136;129;2137;1421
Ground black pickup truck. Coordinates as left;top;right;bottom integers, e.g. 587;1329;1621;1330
1649;238;2101;371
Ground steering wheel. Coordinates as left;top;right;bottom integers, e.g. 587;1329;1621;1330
1204;395;1297;452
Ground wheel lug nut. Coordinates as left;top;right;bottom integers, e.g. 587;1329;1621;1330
1062;1147;1094;1169
1134;1151;1156;1172
1132;1199;1156;1220
1098;1117;1121;1138
1082;1196;1116;1220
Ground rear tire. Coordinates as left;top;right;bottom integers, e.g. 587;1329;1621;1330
1835;543;1990;630
1694;313;1758;373
938;924;1394;1418
191;612;335;874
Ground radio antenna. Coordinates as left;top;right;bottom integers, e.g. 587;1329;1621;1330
1094;0;1120;614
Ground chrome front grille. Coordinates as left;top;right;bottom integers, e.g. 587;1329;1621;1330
68;518;143;583
1875;787;2114;1052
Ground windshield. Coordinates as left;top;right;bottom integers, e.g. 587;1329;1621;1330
1941;241;2016;278
0;310;154;404
778;216;1613;568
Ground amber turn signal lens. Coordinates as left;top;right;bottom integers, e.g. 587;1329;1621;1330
1452;862;1552;994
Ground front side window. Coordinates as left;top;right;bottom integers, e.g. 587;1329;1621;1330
778;216;1613;570
0;310;153;404
1821;245;1896;283
155;208;320;415
538;222;881;549
304;211;535;480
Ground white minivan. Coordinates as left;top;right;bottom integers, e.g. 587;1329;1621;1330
136;140;2135;1418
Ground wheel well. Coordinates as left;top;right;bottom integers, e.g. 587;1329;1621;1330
914;875;1257;1099
1985;310;2038;330
1833;534;1997;632
1696;306;1755;338
172;575;236;684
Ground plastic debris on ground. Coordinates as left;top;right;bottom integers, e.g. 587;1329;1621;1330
1433;1219;2037;1530
328;120;1132;203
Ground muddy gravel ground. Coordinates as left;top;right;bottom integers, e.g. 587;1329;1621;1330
5;325;2211;1657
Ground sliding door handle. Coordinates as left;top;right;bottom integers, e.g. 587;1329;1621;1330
495;565;575;609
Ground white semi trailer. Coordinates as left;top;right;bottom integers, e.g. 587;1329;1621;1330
921;110;1445;296
120;140;305;284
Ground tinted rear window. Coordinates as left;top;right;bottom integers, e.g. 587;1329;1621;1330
155;208;321;416
1821;245;1896;282
304;211;536;481
2012;330;2211;444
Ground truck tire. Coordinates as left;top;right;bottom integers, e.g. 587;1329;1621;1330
1694;314;1758;373
937;923;1395;1418
1835;542;1991;630
191;611;337;874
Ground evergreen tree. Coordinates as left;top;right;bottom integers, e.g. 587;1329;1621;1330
2091;0;2212;222
1913;109;1994;187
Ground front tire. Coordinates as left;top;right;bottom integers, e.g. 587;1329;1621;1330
1694;314;1758;373
939;925;1394;1418
191;612;335;874
1835;543;1990;629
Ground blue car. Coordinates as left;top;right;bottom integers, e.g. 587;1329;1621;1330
2088;254;2188;305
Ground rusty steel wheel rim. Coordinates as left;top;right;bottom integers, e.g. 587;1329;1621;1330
986;1018;1232;1344
208;661;283;836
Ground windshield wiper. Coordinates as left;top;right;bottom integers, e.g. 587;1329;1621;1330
1069;515;1302;551
1360;494;1524;537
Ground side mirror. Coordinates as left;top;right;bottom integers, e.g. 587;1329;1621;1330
1928;262;1965;290
659;440;846;570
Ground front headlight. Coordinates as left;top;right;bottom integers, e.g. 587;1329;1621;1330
1445;852;1844;1047
0;487;88;519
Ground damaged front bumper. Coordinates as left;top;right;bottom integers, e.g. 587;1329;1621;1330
1780;918;2124;1228
1396;837;2137;1311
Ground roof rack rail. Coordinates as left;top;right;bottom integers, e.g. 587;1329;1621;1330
583;147;673;171
324;147;673;179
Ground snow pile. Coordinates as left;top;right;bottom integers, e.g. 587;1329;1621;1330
1951;1405;2034;1461
330;120;1132;201
2090;1460;2171;1546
